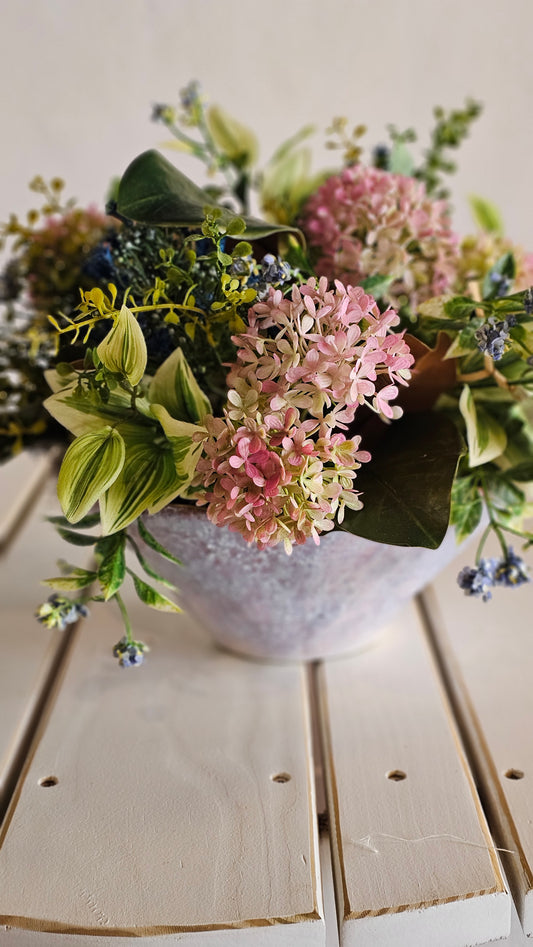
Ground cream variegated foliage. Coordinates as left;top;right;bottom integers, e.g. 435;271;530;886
459;385;507;467
148;347;211;423
96;304;148;386
99;417;205;535
57;426;126;523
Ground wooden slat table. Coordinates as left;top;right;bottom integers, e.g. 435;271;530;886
0;457;531;945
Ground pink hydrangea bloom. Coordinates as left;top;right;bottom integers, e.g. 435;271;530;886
194;278;413;550
300;165;459;312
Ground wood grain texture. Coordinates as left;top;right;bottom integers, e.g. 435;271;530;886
0;476;75;816
318;600;510;947
422;537;533;937
0;452;54;552
0;589;324;944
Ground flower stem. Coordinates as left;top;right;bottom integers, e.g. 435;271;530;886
114;593;134;645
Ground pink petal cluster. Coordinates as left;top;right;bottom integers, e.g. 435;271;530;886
194;278;414;551
300;165;459;313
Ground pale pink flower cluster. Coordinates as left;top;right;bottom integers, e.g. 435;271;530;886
300;165;459;313
194;278;413;551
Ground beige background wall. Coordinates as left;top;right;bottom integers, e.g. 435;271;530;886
1;0;533;246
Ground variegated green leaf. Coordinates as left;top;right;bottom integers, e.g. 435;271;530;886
150;404;205;477
44;382;135;437
127;568;181;613
99;425;197;535
41;567;98;590
459;385;507;467
58;427;126;523
96;304;147;386
137;517;183;564
127;534;180;590
206;105;258;167
148;348;211;423
95;532;126;600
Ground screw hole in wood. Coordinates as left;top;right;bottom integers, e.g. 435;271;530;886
271;772;291;783
386;770;407;781
38;776;58;788
504;768;524;780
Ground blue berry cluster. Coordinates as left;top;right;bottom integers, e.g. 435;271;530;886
457;548;529;601
474;315;516;361
112;636;148;668
36;595;89;631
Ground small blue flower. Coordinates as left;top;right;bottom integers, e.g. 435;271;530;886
112;636;148;668
180;80;201;110
474;316;515;361
247;254;293;299
457;558;498;601
494;548;529;587
36;595;89;631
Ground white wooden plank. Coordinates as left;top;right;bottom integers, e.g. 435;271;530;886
0;451;54;551
318;600;510;947
0;476;76;816
0;592;325;944
422;536;533;937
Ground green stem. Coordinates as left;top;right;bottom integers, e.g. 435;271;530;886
114;592;134;645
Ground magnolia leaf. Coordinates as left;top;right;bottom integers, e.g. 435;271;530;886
116;149;303;242
96;304;147;387
459;385;507;467
340;413;463;548
127;568;182;613
148;348;211;423
137;517;183;565
95;532;126;600
469;194;504;235
58;427;126;523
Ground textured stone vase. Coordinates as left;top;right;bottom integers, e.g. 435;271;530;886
141;504;466;662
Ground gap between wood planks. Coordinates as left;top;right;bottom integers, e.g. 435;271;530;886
415;591;525;921
307;662;341;947
0;616;81;829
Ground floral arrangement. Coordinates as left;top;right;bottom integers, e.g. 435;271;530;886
2;82;532;666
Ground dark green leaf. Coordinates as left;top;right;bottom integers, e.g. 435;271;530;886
47;512;101;529
340;413;463;548
116;150;303;242
56;527;98;547
443;296;477;319
127;568;181;613
137;517;183;565
95;532;126;600
505;460;533;482
126;534;180;591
